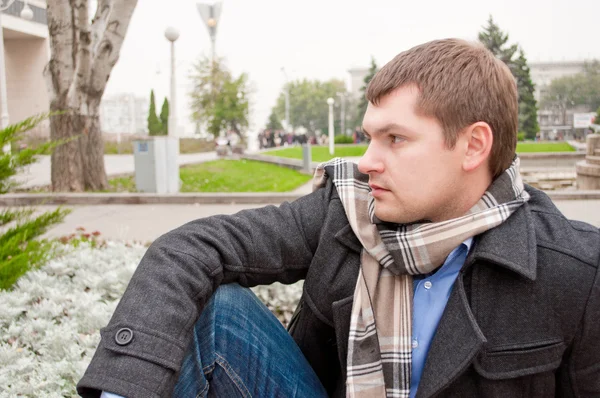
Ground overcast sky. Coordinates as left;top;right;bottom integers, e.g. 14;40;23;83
105;0;600;134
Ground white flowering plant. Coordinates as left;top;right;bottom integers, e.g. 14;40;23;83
0;242;303;397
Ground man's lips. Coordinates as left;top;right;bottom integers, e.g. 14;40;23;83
369;184;390;197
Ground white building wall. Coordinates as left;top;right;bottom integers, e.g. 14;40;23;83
348;67;369;101
100;93;149;135
4;37;50;125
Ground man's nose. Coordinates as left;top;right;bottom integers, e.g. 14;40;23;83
357;142;384;174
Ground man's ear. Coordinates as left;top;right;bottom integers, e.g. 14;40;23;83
462;122;493;173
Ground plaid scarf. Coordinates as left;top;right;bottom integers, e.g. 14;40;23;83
312;157;529;398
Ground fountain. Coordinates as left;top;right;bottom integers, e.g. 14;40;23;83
576;134;600;190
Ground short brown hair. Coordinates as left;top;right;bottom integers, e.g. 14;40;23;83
366;38;518;178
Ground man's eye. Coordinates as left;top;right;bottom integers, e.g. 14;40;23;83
391;136;405;144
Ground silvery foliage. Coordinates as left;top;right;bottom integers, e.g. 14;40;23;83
0;242;302;397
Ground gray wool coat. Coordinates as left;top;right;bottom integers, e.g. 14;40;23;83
78;180;600;398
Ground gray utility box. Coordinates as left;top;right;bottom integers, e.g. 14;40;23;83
133;137;180;193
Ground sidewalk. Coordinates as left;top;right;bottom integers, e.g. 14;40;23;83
567;140;587;151
40;199;600;243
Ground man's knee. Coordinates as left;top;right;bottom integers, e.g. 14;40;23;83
205;283;259;320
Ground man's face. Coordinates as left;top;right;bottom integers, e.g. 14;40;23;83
358;85;467;224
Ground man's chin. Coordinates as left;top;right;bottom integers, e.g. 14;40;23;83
374;206;422;225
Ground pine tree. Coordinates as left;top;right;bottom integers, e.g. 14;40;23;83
513;49;539;140
355;57;378;127
147;90;162;136
478;16;517;65
0;113;69;289
479;16;539;140
160;97;169;136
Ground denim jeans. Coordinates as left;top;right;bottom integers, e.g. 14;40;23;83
172;283;328;398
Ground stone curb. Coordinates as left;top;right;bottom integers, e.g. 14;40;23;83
517;152;585;159
2;190;600;206
0;193;304;206
545;191;600;200
241;153;319;173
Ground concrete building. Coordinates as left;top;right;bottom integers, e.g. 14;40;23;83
529;61;586;102
348;67;369;102
530;61;595;139
1;0;50;135
100;93;149;135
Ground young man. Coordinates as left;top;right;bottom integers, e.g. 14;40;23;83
78;39;600;398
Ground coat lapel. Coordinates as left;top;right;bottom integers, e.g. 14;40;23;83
415;273;486;398
416;200;537;398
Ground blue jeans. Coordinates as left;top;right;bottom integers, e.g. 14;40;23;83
173;284;328;398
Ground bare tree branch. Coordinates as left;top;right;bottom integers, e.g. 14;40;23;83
89;0;138;98
91;0;112;55
71;0;93;103
45;0;76;99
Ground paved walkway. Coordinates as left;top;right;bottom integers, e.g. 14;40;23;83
15;152;218;188
567;140;587;151
40;199;600;243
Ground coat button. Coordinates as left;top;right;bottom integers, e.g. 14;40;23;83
115;328;133;346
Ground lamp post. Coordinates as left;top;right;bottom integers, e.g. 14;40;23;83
1;0;33;153
196;1;223;64
336;92;347;136
327;97;335;155
281;67;290;132
164;26;179;138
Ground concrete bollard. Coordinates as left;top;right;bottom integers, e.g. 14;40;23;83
302;144;312;174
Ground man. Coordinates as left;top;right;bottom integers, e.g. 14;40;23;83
78;39;600;398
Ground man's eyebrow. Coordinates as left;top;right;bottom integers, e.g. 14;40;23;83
361;123;412;137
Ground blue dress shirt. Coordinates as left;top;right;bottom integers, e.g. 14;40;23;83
409;238;473;398
102;239;473;398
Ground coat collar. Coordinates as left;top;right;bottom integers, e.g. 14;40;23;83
416;201;537;397
466;198;537;281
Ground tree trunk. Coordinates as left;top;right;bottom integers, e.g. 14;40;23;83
50;104;107;191
46;0;138;192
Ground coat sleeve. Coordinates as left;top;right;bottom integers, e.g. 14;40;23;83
568;230;600;397
77;182;334;398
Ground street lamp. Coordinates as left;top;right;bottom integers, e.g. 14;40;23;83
336;92;348;136
281;67;290;132
20;2;33;20
1;0;34;152
327;97;335;155
164;26;179;138
196;1;223;63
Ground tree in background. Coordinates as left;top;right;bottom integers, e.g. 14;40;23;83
266;111;282;131
271;79;347;135
46;0;138;192
355;57;378;128
0;114;69;289
478;16;517;65
147;90;163;136
189;57;251;138
513;49;540;140
160;98;170;136
479;16;539;140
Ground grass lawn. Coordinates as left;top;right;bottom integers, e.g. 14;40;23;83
266;145;368;162
108;159;312;193
516;142;575;152
264;141;575;161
